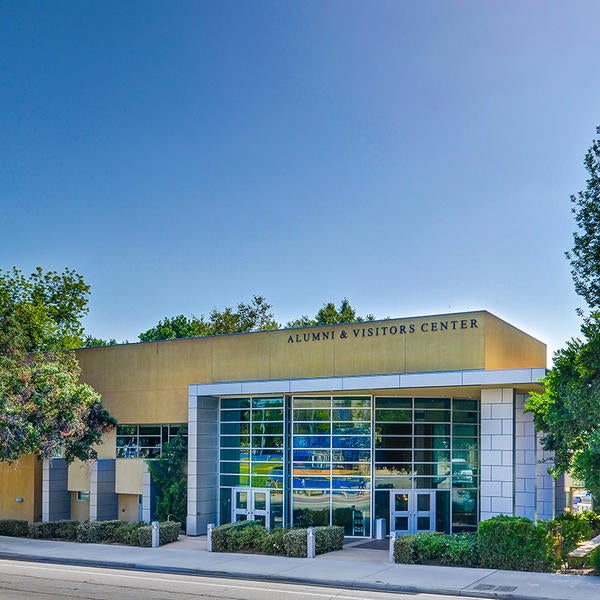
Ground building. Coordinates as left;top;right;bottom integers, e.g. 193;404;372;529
0;310;565;537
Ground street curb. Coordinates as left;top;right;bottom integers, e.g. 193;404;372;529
0;551;562;600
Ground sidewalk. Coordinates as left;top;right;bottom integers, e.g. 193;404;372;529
1;534;599;600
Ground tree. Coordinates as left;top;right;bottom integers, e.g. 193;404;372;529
287;298;375;328
526;126;600;501
146;433;187;522
566;126;600;309
83;335;119;347
0;266;116;463
138;295;278;341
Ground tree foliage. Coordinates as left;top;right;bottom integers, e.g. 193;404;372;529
0;266;115;463
566;126;600;310
526;126;600;501
0;266;90;354
147;433;187;522
138;295;278;341
287;298;375;328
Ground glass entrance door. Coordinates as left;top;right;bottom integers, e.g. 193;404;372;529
390;490;436;535
232;488;271;528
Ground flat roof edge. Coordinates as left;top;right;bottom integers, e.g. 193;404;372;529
189;368;547;397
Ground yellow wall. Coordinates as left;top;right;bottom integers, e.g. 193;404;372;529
68;460;90;492
0;456;42;522
70;491;90;521
115;459;144;495
77;311;545;425
118;494;140;522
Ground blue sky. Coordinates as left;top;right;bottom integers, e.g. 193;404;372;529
1;1;599;360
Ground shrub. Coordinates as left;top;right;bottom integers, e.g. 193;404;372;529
283;528;307;557
137;521;181;547
76;520;124;543
478;516;554;572
393;532;479;567
590;546;600;575
315;526;344;554
440;533;479;567
394;535;418;564
211;521;258;552
0;519;29;537
112;522;143;545
578;510;600;536
259;527;287;555
29;521;59;539
542;512;594;559
54;520;80;541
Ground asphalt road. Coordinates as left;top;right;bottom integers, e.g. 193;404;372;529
0;559;490;600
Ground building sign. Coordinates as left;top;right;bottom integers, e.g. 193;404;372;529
287;318;478;344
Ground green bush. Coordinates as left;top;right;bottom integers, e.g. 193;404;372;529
590;546;600;574
478;516;554;572
394;535;418;564
542;512;594;559
137;521;181;547
76;520;125;543
29;521;59;539
211;521;258;552
315;526;344;555
112;522;143;545
393;532;479;567
578;510;600;536
0;519;29;537
54;520;80;541
259;527;287;555
283;528;307;557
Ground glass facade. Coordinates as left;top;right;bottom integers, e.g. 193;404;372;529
218;395;479;535
116;424;187;458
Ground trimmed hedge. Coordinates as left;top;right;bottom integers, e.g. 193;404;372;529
0;519;29;537
137;521;181;547
478;516;554;572
393;532;479;567
0;518;179;547
211;522;343;557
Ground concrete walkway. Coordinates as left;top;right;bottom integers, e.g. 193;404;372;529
1;534;599;600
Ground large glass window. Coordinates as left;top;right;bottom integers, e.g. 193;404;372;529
219;397;284;491
291;396;371;536
116;424;187;459
374;396;479;534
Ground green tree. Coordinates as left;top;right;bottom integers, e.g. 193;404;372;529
138;314;210;342
147;433;187;522
566;126;600;309
526;126;600;501
287;298;375;328
138;295;278;341
0;266;116;462
83;335;119;347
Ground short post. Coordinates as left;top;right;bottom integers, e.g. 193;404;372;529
207;523;215;552
151;521;160;548
307;527;316;559
389;530;397;563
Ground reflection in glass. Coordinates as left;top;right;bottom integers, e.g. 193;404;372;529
293;490;330;527
332;491;370;536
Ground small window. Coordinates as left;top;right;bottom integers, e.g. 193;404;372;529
77;491;90;502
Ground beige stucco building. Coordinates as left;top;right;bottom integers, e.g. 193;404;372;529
1;310;563;537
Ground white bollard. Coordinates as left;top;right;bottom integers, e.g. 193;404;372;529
389;530;397;563
151;521;160;548
307;527;316;559
207;523;215;552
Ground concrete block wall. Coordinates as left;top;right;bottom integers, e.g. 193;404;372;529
187;394;219;535
42;459;70;521
480;388;514;520
514;393;537;519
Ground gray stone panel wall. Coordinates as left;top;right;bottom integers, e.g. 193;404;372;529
187;394;218;535
42;459;70;521
480;388;515;520
514;393;537;519
90;459;118;521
